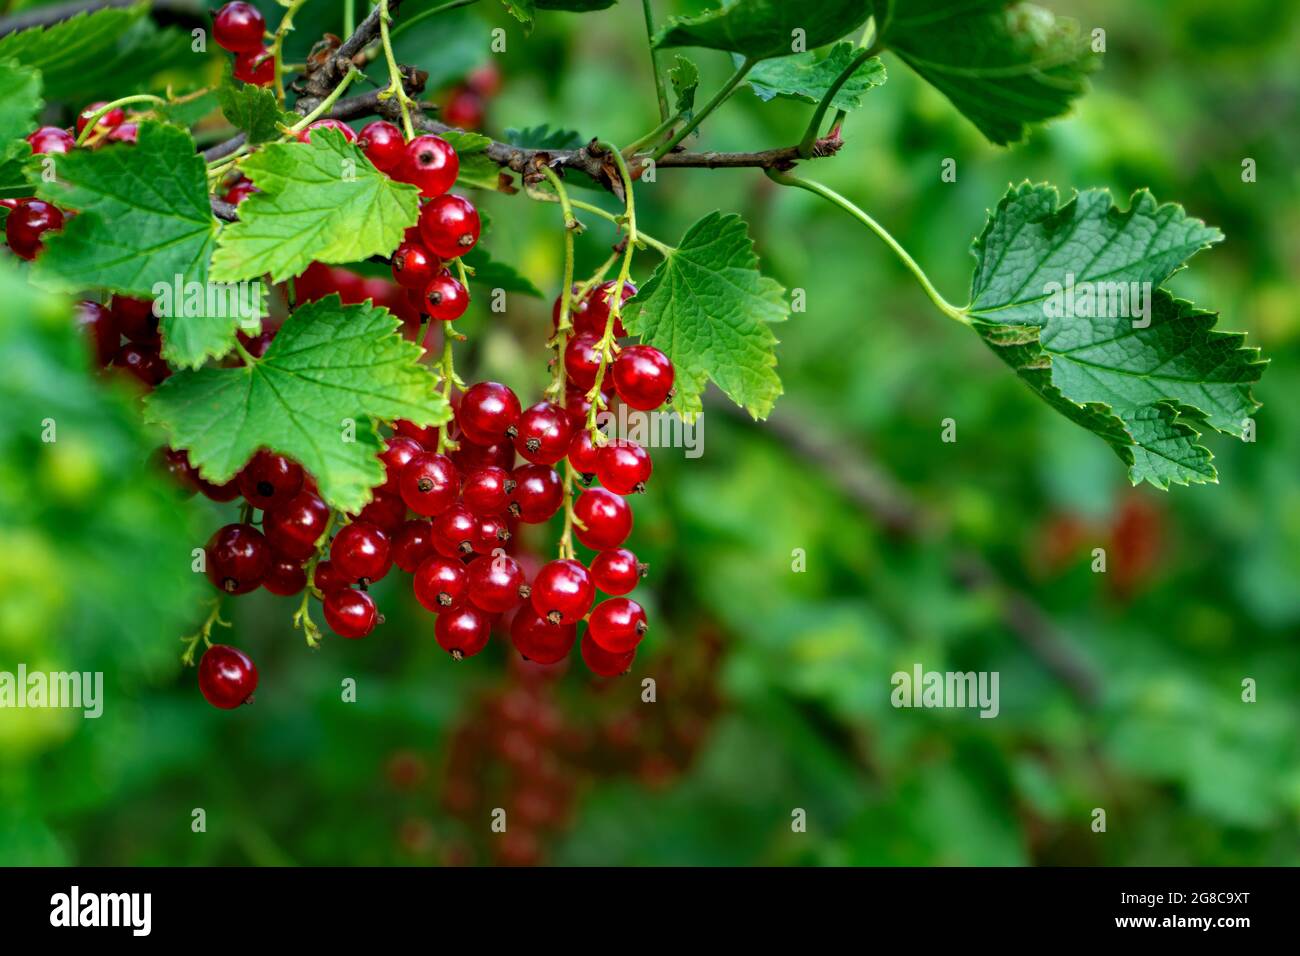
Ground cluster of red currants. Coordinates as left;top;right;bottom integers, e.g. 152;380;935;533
213;1;275;87
75;296;170;387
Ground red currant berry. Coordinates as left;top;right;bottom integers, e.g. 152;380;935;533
75;300;119;367
312;559;348;593
394;418;437;447
198;644;258;709
422;271;468;321
6;199;64;259
262;552;307;596
205;522;271;595
223;176;259;205
442;87;485;130
106;123;138;145
551;283;590;332
566;428;601;477
467;63;501;97
418;194;480;260
263;489;329;561
513;401;572;465
462;466;513;515
563;333;603;391
324;588;378;639
530;559;594;626
392;518;434;572
508;464;562;523
458;381;521;445
213;2;266;53
453;437;515;473
330;521;392;584
466;552;528;613
590;548;646;596
510;607;575;665
237;450;304;511
399;451;459;517
113;343;169;387
111;296;158;342
573;487;632;550
578;280;636;337
414;555;468;611
379;435;425;494
431;504;477;557
588;597;648;654
233;48;275;86
297;118;357;144
390;240;439;291
472;514;511;553
581;631;635;676
358;120;405;172
612;345;674;410
75;103;125;137
398;134;459;198
355;490;407;532
596;439;651;494
435;604;493;660
27;126;75;155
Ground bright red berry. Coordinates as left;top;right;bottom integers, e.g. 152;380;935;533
358;120;404;172
573;487;632;550
330;521;392;584
205;522;271;595
223;176;259;205
379;435;425;494
75;103;126;137
355;490;407;532
513;401;572;465
297;118;357;144
510;608;575;665
472;513;511;553
578;280;636;338
399;134;459;198
27;126;75;155
233;48;275;86
508;464;563;523
198;644;258;708
390;240;439;291
590;548;646;596
262;552;307;595
466;552;528;613
422;271;468;321
563;333;603;390
111;296;158;342
431;504;477;558
263;489;330;561
566;428;601;477
238;450;304;511
458;382;521;444
394;418;437;446
418;194;480;259
452;437;515;473
551;283;590;332
462;466;513;515
6;199;63;259
213;1;266;53
392;518;435;572
588;597;648;654
324;588;378;639
312;559;349;593
596;439;651;494
581;631;635;676
75;300;118;367
612;345;674;410
414;555;468;612
530;559;594;626
435;604;493;660
399;452;459;516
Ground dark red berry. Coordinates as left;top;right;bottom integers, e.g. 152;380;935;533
330;521;392;584
472;514;511;553
198;644;258;708
324;588;378;639
75;103;125;137
380;435;424;494
578;280;636;338
392;519;435;572
452;437;515;473
566;428;601;477
394;418;437;447
237;450;304;511
355;490;407;532
563;333;603;391
596;439;651;494
510;608;575;665
508;464;562;523
391;240;439;291
312;559;348;593
233;48;275;86
466;552;528;613
297;118;357;144
418;194;480;260
398;134;459;198
414;555;468;612
205;523;271;595
588;597;648;654
612;345;674;410
581;631;634;677
75;300;118;366
262;552;307;595
111;296;158;342
442;87;485;130
263;489;329;561
6;199;64;259
358;120;404;172
573;487;632;550
422;271;468;321
213;1;266;53
27;126;75;155
399;451;459;517
113;343;169;387
435;604;492;660
530;559;594;626
462;466;512;515
513;401;572;465
590;548;646;596
551;283;590;332
458;382;521;445
431;504;477;557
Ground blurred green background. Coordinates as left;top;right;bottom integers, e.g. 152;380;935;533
1;0;1298;865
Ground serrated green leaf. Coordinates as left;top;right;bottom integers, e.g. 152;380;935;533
746;42;885;110
462;246;542;297
158;90;220;128
501;0;536;24
217;69;295;144
211;129;420;284
623;211;785;420
504;125;584;150
967;183;1264;488
654;0;871;61
144;296;451;512
881;0;1097;146
668;55;700;117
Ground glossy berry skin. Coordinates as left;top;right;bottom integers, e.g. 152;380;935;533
513;402;572;466
612;345;674;410
453;438;515;474
458;381;521;444
462;466;513;515
563;333;603;391
399;135;459;198
358;120;404;172
392;519;435;572
596;439;651;494
238;450;304;511
205;523;271;595
551;283;590;332
330;521;392;584
198;644;258;709
263;489;330;561
510;608;575;665
588;597;648;654
414;555;468;612
435;604;493;660
312;559;348;593
213;1;266;53
472;514;510;553
355;490;407;532
573;487;632;550
422;271;468;321
233;49;274;86
324;588;378;639
466;552;528;613
379;435;425;494
399;452;459;517
581;632;635;677
578;280;636;338
76;103;126;137
297;118;357;144
262;553;307;596
113;343;169;387
508;464;563;523
6;200;63;259
27;126;75;155
566;428;601;477
75;300;119;367
111;296;158;342
590;548;645;596
530;559;594;626
431;504;477;558
390;241;439;291
418;194;480;260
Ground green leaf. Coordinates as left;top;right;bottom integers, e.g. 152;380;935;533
536;0;617;10
668;55;700;117
0;59;41;194
504;125;584;150
217;68;296;144
623;211;785;420
145;296;451;512
880;0;1098;146
158;89;220;128
967;184;1264;488
746;42;885;110
210;129;420;284
462;246;542;297
438;129;493;154
455;151;512;191
654;0;872;61
500;0;536;24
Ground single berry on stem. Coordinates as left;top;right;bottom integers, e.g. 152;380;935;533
379;435;425;494
262;553;308;596
358;120;405;172
422;271;469;321
513;402;572;465
324;588;379;639
530;559;594;626
435;604;493;660
392;519;435;572
462;466;514;515
458;382;522;444
508;464;563;523
596;439;652;495
399;451;459;516
466;552;528;614
205;523;271;595
213;1;266;53
238;450;305;511
263;489;330;561
27;126;75;155
590;548;647;596
398;134;459;198
390;241;440;291
581;631;635;677
330;521;392;584
511;608;576;665
431;504;478;558
612;345;674;410
573;487;632;550
563;333;603;391
233;48;275;86
414;555;468;612
198;644;259;709
587;597;648;654
418;194;480;260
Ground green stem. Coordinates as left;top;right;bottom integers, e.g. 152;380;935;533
74;95;164;146
180;599;229;666
271;0;312;106
390;0;480;39
378;0;416;139
435;336;460;452
554;195;674;257
343;0;355;36
649;56;755;162
539;166;578;392
797;45;878;158
766;169;968;325
623;110;683;157
824;19;880;143
641;0;669;122
289;67;362;132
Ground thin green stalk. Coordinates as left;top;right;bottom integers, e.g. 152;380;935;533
797;45;878;158
649;56;755;161
343;0;355;36
391;0;481;39
766;169;969;325
74;95;164;146
623;109;682;157
378;0;416;139
272;0;313;106
435;336;462;452
288;67;362;132
824;19;880;142
641;0;669;122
